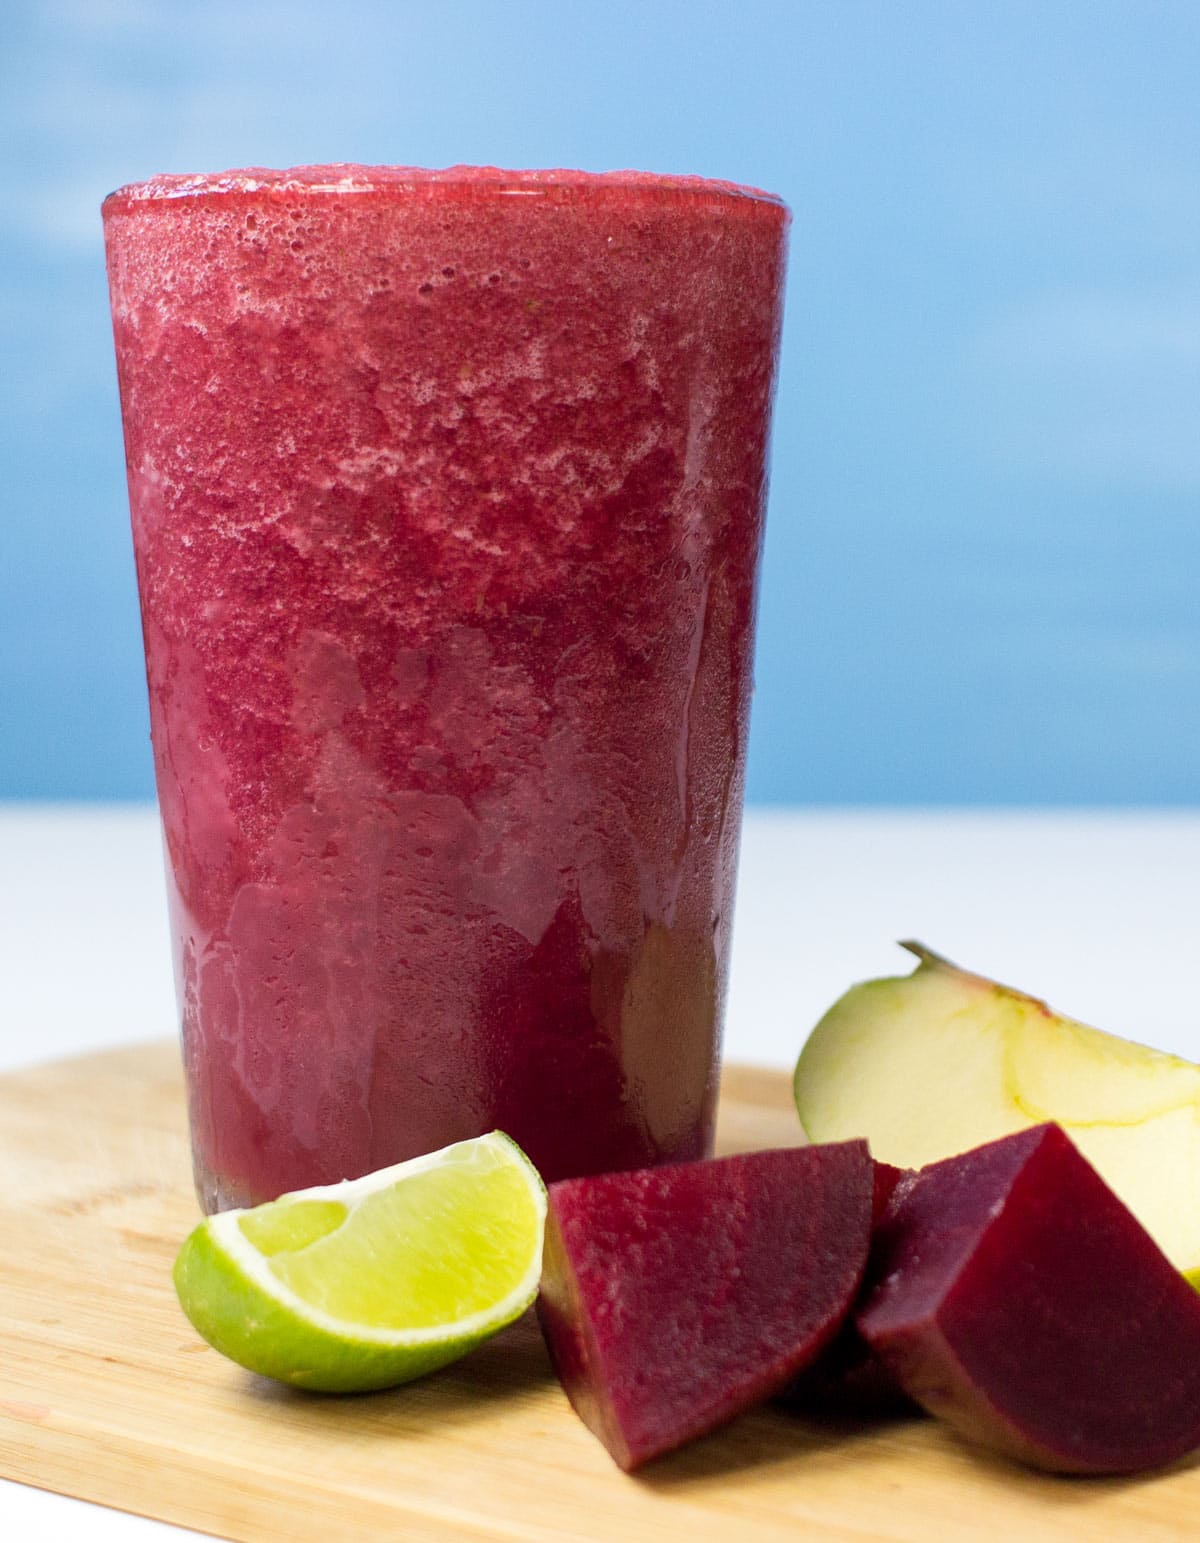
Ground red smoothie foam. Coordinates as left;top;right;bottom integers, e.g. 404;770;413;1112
103;165;788;1210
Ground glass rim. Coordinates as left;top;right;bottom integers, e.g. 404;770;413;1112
102;163;788;218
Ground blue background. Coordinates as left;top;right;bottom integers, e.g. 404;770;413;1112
3;0;1198;805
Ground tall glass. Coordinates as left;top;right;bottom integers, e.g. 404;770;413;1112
103;165;788;1212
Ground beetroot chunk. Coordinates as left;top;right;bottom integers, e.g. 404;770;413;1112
858;1123;1200;1474
537;1141;874;1469
779;1159;917;1417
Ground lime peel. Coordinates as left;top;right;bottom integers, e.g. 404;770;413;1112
174;1131;547;1391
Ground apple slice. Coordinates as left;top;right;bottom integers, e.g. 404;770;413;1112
856;1122;1200;1473
537;1141;874;1469
794;943;1200;1282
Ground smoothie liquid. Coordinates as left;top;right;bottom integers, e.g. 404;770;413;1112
103;166;788;1211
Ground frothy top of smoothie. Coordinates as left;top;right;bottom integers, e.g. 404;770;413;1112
103;163;787;215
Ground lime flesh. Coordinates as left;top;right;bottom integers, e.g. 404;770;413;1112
174;1132;546;1391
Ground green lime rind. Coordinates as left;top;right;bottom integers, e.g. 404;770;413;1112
173;1223;500;1391
173;1131;546;1393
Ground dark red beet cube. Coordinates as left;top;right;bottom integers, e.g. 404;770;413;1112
537;1141;874;1469
869;1158;912;1223
857;1122;1200;1474
779;1160;918;1417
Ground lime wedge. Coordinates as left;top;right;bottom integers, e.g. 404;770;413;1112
173;1132;547;1391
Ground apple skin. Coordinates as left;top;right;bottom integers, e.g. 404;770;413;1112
794;943;1200;1283
857;1123;1200;1474
537;1141;874;1470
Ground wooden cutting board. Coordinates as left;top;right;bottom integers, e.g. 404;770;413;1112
1;1045;1196;1541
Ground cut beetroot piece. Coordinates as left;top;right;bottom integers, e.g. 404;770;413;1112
857;1123;1200;1474
537;1141;874;1470
779;1160;917;1417
779;1167;915;1417
870;1159;912;1222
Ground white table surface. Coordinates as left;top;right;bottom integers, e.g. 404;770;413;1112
4;802;1200;1538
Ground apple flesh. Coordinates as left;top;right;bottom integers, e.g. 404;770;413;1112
857;1122;1200;1473
794;943;1200;1282
537;1141;874;1469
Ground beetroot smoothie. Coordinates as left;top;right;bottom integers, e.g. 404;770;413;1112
103;165;788;1211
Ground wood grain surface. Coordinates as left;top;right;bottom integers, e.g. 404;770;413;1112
1;1043;1197;1541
